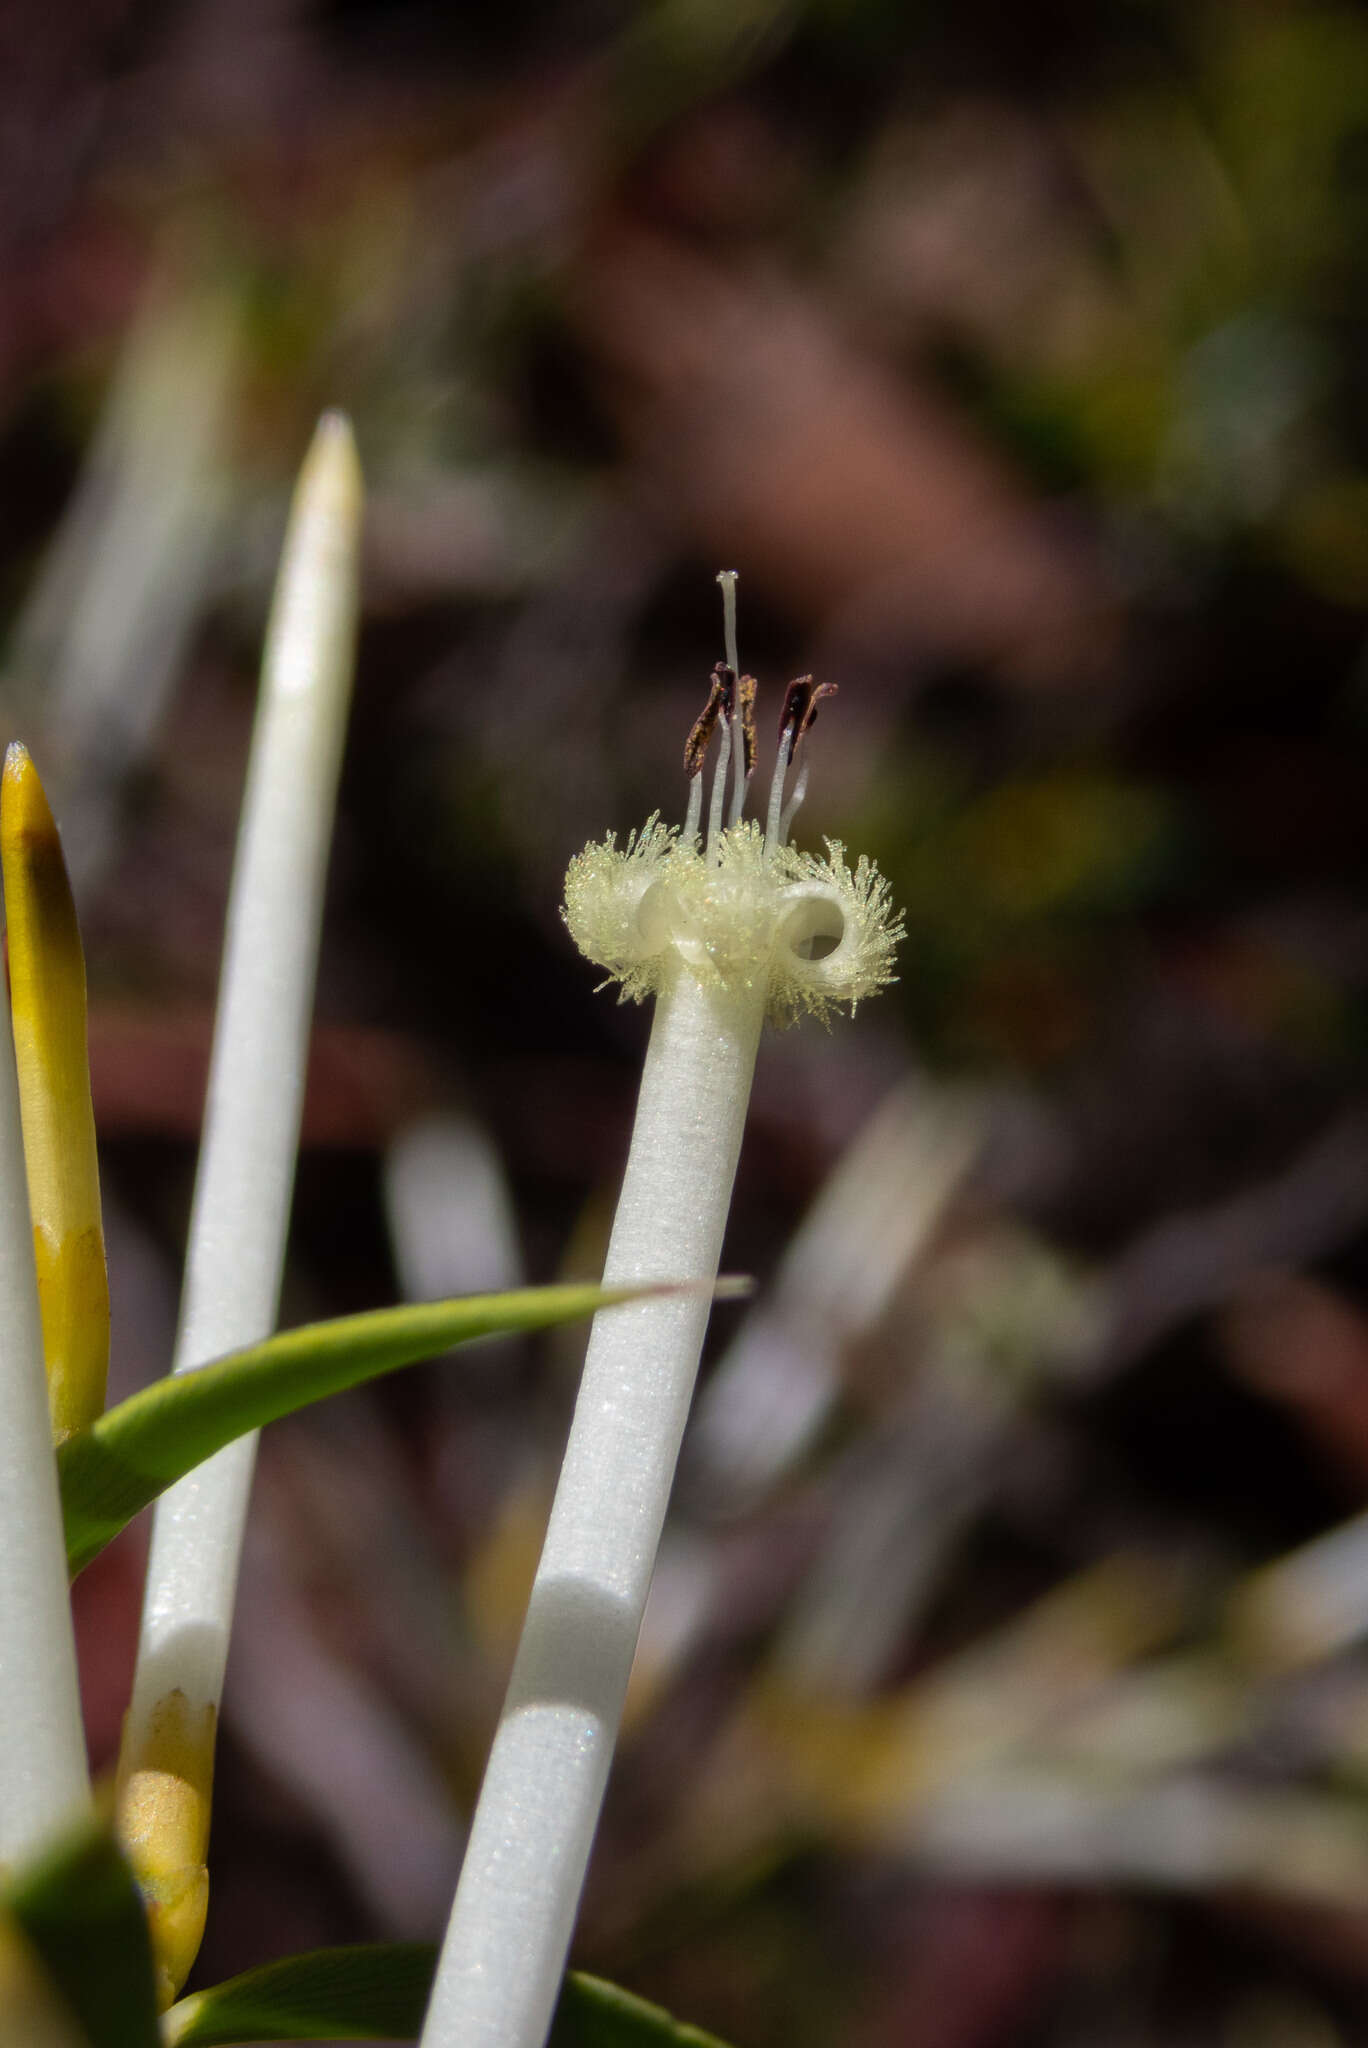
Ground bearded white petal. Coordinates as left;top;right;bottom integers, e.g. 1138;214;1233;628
561;818;680;1002
564;821;902;1026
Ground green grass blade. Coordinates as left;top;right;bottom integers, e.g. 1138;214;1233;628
551;1973;734;2048
59;1284;652;1577
163;1947;734;2047
4;1819;159;2048
162;1943;432;2045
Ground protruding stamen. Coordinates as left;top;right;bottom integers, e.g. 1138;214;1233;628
682;663;733;780
685;662;740;856
716;569;739;678
777;675;838;751
684;661;736;846
768;675;838;851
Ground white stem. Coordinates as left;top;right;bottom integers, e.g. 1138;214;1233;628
126;414;362;1744
421;964;767;2048
0;972;89;1863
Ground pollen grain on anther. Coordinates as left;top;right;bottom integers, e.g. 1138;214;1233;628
736;674;758;779
682;662;736;779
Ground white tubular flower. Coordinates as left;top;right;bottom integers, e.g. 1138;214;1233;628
117;413;363;2009
420;575;902;2048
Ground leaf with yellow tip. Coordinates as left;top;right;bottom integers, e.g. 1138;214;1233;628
0;744;108;1440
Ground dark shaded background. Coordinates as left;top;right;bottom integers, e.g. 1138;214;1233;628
5;1;1368;2042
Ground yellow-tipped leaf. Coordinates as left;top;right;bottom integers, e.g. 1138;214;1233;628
0;745;109;1440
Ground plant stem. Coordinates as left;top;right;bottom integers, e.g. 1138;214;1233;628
421;963;766;2048
119;413;361;2000
0;932;89;1863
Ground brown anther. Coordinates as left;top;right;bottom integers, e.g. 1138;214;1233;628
683;663;737;778
778;676;838;749
735;675;758;779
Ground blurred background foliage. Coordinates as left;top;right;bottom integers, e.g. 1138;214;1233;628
4;0;1368;2042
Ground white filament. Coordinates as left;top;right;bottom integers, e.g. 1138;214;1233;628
125;414;362;1745
779;752;810;845
683;773;702;845
706;717;732;856
420;963;767;2048
728;743;749;829
728;680;750;831
765;727;793;856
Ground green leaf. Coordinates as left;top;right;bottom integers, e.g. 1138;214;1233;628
162;1948;736;2047
4;1819;159;2048
59;1285;650;1577
162;1943;433;2044
0;1917;92;2048
552;1973;735;2048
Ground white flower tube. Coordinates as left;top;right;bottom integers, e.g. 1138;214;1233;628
422;586;903;2048
0;965;88;1864
118;413;362;2004
422;966;764;2048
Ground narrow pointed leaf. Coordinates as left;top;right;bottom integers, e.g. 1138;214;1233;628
59;1285;657;1577
1;743;109;1439
4;1819;159;2048
551;1974;734;2048
163;1944;432;2045
163;1947;734;2047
